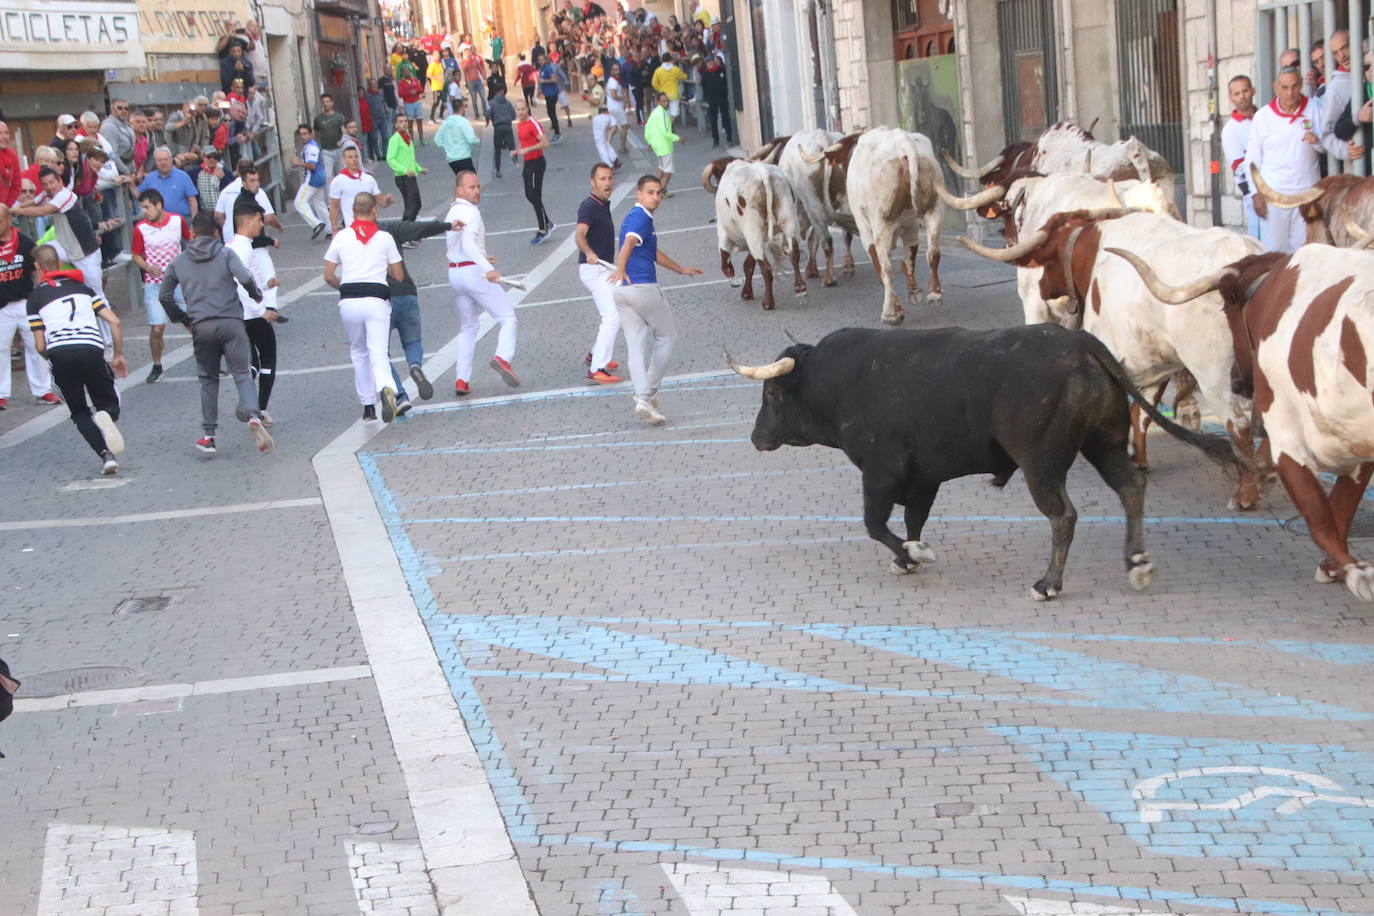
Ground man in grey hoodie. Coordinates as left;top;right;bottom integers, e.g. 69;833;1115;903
159;210;274;456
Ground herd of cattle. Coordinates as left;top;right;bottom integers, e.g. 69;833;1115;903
711;121;1374;604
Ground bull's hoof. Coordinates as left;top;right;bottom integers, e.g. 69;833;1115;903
1028;583;1059;601
1127;553;1154;591
729;276;743;288
822;276;838;288
1316;562;1339;584
907;288;923;305
843;265;855;279
805;266;820;279
1227;490;1259;511
1344;562;1374;601
903;540;937;563
793;288;808;300
1175;400;1202;431
740;289;754;300
761;300;775;310
881;308;905;326
926;291;944;308
889;560;915;576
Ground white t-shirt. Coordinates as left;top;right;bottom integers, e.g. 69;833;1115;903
227;234;277;318
606;75;625;110
1245;96;1323;193
444;199;492;272
215;184;275;242
329;170;382;228
324;227;402;286
1220;112;1254;197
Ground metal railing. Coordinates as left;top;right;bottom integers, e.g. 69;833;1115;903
1117;0;1186;171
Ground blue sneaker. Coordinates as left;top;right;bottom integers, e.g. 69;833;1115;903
530;231;546;246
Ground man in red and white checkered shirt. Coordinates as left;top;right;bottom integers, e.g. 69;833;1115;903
130;187;191;382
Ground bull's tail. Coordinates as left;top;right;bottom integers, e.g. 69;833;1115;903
1081;334;1242;471
904;140;924;218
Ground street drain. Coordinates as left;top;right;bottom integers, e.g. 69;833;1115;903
114;595;175;615
15;666;138;698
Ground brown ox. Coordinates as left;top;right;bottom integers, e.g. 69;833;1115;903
1251;167;1374;248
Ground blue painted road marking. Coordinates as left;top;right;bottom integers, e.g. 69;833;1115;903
991;726;1374;875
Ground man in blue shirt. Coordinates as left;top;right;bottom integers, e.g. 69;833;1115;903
608;174;701;426
290;124;329;239
137;147;200;219
536;52;562;140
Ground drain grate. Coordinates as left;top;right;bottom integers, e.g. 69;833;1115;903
1285;506;1374;540
114;595;174;615
14;666;138;698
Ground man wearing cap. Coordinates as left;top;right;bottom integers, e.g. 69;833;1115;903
193;148;227;212
52;114;79;151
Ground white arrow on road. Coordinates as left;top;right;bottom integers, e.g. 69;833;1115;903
662;863;858;914
1004;895;1205;915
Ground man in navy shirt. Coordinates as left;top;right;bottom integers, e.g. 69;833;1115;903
138;147;200;219
574;162;621;383
608;174;701;425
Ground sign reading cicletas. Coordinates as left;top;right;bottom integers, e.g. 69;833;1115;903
135;0;250;56
0;0;143;69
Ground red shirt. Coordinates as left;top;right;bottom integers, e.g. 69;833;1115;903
398;77;424;103
358;96;374;133
516;62;537;87
0;147;20;206
516;117;545;161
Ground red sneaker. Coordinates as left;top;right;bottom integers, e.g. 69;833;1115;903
489;356;520;387
584;353;619;370
0;398;7;410
587;369;622;384
36;392;62;405
454;379;470;396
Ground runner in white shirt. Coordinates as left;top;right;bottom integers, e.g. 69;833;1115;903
214;165;280;243
592;106;619;169
1220;75;1261;240
226;206;281;425
446;170;519;395
328;145;393;231
1245;67;1323;253
323;191;404;422
605;63;629;154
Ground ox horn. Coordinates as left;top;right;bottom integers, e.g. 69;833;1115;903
782;329;804;346
935;182;1006;210
958;228;1050;263
725;350;797;380
701;160;728;194
1251;165;1323;208
1105;178;1122;208
1345;220;1374;249
1104;246;1235;304
799;148;827;164
944;149;1003;179
749;140;778;162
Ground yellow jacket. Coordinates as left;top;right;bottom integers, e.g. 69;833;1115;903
651;63;687;101
427;60;446;91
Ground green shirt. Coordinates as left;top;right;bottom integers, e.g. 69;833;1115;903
644;105;679;156
387;131;421;176
313;111;346;150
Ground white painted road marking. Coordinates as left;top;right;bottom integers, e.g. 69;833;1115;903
15;664;372;712
0;496;323;532
662;863;858;914
346;840;439;914
1004;894;1205;914
38;823;199;915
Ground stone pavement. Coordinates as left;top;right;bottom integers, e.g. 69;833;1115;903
1;99;1373;916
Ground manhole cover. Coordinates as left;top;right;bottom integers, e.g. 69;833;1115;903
1285;506;1374;539
114;595;174;615
14;666;138;698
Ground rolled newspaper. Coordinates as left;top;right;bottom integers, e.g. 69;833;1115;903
498;276;528;292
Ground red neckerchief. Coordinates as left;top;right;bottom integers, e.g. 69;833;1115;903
0;230;17;261
398;131;412;145
40;268;84;287
352;219;379;244
342;168;364;180
1230;108;1254;122
203;162;222;176
1268;95;1309;123
146;212;170;229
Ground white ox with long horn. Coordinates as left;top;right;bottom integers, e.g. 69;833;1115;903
751;129;855;286
701;156;808;311
944;121;1173;189
803;127;945;324
959;207;1269;510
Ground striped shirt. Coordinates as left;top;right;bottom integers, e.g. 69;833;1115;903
27;276;107;350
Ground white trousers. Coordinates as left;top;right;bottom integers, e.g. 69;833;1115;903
450;265;517;382
294;183;328;229
0;299;53;398
613;282;675;399
578;262;621;372
1260;203;1307;253
339;296;393;405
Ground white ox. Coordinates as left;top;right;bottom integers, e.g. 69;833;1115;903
945;121;1174;189
806;127;945;324
961;208;1268;509
701;157;807;311
1114;243;1374;600
752;129;855;286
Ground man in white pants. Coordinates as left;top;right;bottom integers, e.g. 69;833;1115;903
323;192;404;422
446;170;519;396
0;205;56;409
574;163;621;383
607;174;701;425
291;124;330;239
1246;67;1323;253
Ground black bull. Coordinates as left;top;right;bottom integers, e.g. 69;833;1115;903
730;324;1237;599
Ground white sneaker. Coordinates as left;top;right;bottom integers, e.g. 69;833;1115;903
248;417;274;454
100;452;119;475
94;410;124;454
259;409;273;428
633;397;666;426
110;251;133;266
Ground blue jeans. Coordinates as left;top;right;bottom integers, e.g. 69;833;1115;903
388;294;423;397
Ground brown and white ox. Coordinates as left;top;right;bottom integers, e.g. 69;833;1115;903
750;129;855;286
960;208;1269;510
945;121;1174;199
1113;242;1374;600
1250;166;1374;248
701;157;808;311
803;128;945;324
